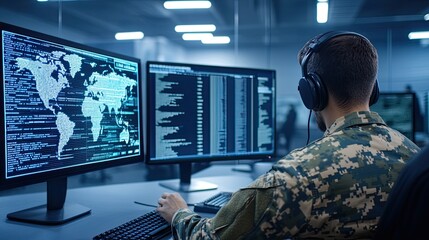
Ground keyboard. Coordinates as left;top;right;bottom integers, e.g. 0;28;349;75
93;209;170;240
193;192;232;214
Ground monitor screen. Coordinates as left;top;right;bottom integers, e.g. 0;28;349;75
0;22;143;224
370;92;415;141
146;61;275;191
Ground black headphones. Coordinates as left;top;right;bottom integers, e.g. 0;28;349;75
298;31;379;111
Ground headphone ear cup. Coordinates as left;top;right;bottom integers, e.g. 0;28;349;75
298;77;317;110
369;80;379;106
298;73;328;111
310;73;328;111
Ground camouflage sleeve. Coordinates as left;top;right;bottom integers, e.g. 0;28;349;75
171;170;309;239
170;177;276;239
171;208;218;240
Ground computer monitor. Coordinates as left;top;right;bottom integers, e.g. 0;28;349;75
146;61;276;192
370;92;415;141
0;22;143;225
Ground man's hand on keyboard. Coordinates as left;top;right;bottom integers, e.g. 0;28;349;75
157;192;189;223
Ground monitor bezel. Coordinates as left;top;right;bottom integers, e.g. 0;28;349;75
0;22;144;190
145;60;276;165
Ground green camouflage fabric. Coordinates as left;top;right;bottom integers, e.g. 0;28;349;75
171;111;420;239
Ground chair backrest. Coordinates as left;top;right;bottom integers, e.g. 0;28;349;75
374;145;429;239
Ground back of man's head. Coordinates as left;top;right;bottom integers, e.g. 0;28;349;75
298;33;378;110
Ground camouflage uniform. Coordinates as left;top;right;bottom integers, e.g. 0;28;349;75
171;111;420;239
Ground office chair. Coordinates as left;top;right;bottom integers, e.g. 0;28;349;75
374;145;429;239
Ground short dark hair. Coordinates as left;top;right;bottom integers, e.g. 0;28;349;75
298;33;378;109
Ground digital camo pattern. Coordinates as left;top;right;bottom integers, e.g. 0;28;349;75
171;111;420;239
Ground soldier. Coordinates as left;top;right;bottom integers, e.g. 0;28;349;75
156;31;420;239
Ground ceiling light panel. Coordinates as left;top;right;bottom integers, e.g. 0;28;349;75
175;24;216;32
182;33;213;41
201;36;230;44
408;31;429;40
164;1;212;9
317;0;329;24
115;31;144;40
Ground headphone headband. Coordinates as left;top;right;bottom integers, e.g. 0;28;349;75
301;31;368;77
310;31;368;52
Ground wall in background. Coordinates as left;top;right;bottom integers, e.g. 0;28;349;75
2;5;429;138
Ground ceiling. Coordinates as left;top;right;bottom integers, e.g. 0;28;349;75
1;0;429;48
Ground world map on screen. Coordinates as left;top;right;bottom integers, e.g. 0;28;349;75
15;51;137;159
3;30;141;178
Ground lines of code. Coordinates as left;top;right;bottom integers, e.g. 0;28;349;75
148;63;275;161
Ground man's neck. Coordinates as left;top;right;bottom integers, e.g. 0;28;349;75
322;103;370;129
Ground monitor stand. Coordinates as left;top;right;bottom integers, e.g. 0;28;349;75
7;177;91;225
159;162;218;192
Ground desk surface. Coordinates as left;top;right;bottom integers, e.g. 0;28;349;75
0;166;253;240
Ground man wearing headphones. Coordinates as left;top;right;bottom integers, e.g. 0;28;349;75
157;32;420;239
